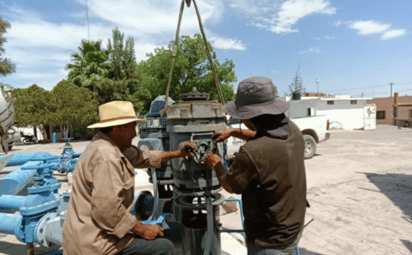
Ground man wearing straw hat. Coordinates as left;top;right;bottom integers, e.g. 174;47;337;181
63;101;196;255
204;77;307;255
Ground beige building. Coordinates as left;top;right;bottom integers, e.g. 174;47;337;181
367;96;412;125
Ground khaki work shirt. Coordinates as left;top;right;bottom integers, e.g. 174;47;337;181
62;132;163;255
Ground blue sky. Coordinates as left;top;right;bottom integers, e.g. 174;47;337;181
1;0;411;98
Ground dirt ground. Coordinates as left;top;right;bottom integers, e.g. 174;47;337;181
1;125;411;255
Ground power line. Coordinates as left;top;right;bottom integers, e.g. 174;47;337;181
85;0;90;39
323;81;412;92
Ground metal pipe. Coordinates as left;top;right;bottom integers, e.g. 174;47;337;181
0;161;39;195
0;193;56;210
0;195;27;210
0;212;22;235
0;152;51;167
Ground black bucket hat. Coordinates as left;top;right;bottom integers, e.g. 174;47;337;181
224;76;289;119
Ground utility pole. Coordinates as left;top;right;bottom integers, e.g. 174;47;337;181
315;78;320;98
389;82;394;97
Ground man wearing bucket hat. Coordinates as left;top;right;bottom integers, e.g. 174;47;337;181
204;77;307;255
62;101;196;255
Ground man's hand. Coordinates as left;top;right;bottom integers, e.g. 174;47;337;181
212;129;232;143
136;224;164;240
180;141;197;157
204;151;222;168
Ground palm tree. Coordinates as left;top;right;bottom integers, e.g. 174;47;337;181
66;40;109;87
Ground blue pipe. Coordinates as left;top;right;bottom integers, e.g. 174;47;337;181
0;195;27;210
0;161;40;195
0;213;22;235
0;152;51;167
0;193;56;210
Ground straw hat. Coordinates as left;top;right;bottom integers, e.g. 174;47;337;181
87;101;147;129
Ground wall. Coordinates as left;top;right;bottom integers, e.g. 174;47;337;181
285;99;320;118
317;99;368;130
367;96;412;125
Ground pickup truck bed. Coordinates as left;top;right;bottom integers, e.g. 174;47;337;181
226;115;330;159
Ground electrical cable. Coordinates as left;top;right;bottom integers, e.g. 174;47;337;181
85;0;90;39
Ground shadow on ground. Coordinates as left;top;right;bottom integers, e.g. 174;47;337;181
363;172;412;222
0;240;60;255
401;240;412;253
299;248;324;255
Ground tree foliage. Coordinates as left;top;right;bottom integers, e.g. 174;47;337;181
66;29;140;107
288;73;306;95
0;15;15;76
136;34;236;114
12;82;99;140
107;27;138;80
51;80;99;139
12;84;52;128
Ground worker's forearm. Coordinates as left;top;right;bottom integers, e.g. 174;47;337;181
161;150;182;162
131;220;145;237
213;162;233;193
229;128;256;141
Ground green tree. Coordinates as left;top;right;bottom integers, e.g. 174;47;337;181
11;84;53;137
288;72;306;95
51;80;99;139
66;30;140;107
66;39;109;91
0;15;15;76
136;34;236;114
107;27;138;80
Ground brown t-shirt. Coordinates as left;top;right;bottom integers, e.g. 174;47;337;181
225;120;307;249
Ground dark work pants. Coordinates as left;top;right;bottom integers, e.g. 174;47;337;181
246;229;303;255
117;237;175;255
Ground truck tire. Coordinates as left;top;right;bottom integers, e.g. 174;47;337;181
303;134;317;159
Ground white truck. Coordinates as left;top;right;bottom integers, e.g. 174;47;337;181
226;115;330;159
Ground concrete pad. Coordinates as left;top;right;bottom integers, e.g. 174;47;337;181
221;233;247;255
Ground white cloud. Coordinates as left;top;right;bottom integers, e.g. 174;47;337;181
325;35;335;40
348;21;390;35
272;0;336;34
85;0;224;35
300;47;321;54
210;37;246;51
2;0;243;89
251;0;336;34
227;0;280;15
381;29;407;40
342;20;407;40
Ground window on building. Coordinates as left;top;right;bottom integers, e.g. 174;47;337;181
377;110;385;120
351;100;357;105
327;101;334;105
307;108;311;116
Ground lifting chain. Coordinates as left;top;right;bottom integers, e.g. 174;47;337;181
163;0;225;115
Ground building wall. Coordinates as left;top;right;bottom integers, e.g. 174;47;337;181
317;99;368;130
284;97;370;130
286;99;320;118
367;96;412;124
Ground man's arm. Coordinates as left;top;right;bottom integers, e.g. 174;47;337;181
204;149;258;195
213;128;256;143
230;128;256;141
161;141;197;161
210;161;234;193
123;141;197;168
